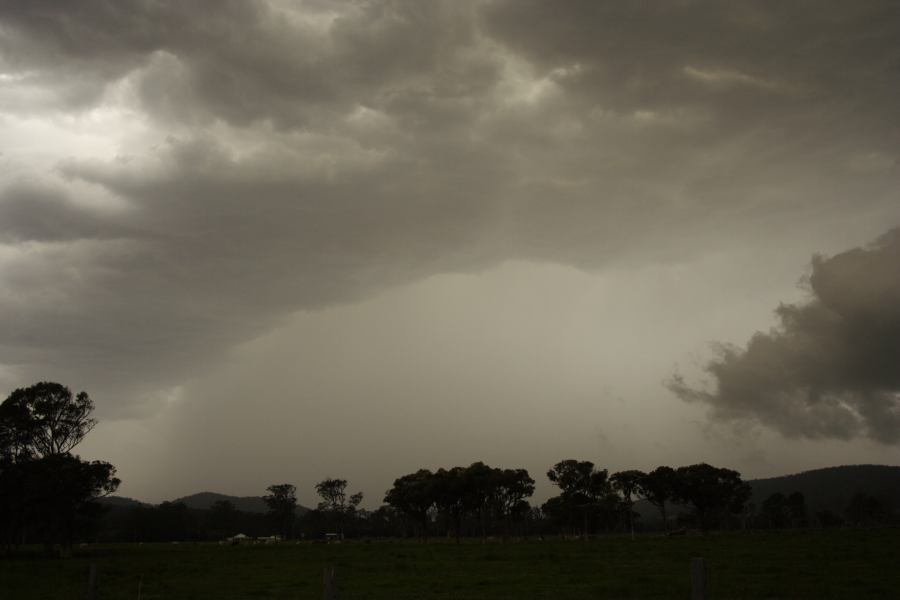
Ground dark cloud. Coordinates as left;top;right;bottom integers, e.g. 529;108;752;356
0;0;486;126
0;183;122;242
671;229;900;443
0;0;898;417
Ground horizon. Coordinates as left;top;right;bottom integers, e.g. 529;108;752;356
111;463;900;510
1;1;899;510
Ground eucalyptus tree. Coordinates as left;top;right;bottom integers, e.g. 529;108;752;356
0;382;118;556
637;465;678;532
610;469;645;537
493;468;535;539
315;477;363;536
263;483;297;539
672;463;751;531
384;469;435;539
544;460;613;535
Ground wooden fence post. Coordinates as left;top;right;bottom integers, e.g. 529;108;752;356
691;557;707;600
87;563;98;600
323;565;338;600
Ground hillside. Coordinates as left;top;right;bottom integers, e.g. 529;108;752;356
96;496;150;509
173;491;310;514
748;464;900;513
98;492;310;514
173;492;268;513
633;464;900;526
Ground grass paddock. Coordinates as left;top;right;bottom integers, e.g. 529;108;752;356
2;529;897;599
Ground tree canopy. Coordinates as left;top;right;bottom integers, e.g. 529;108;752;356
0;382;118;556
263;483;297;540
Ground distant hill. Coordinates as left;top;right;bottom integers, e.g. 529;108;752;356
173;492;269;513
97;495;151;509
748;464;900;514
634;464;900;526
173;491;309;514
97;491;310;513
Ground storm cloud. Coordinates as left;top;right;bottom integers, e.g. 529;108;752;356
671;229;900;443
1;1;899;499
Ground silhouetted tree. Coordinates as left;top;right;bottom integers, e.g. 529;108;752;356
384;469;434;539
208;499;239;538
494;468;535;539
314;478;363;536
463;461;499;538
611;469;645;537
816;509;844;528
0;382;118;556
787;491;808;527
128;502;200;542
432;467;467;542
544;460;614;535
760;492;790;528
672;463;751;532
263;483;297;539
637;466;677;532
844;492;887;526
1;382;97;458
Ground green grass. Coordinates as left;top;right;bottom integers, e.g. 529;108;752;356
2;529;898;599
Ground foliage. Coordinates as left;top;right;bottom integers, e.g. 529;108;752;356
845;492;888;526
0;382;118;556
611;469;645;536
544;460;618;535
384;469;436;538
671;463;751;531
263;483;297;540
0;382;97;459
637;465;678;531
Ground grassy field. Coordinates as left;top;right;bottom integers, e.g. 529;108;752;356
2;529;898;599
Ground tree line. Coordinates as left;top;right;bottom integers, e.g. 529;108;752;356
1;382;896;553
375;460;754;540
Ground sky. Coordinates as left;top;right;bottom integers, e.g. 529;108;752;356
1;0;899;507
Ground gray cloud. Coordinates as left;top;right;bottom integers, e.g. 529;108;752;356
0;1;486;126
0;0;898;419
0;183;123;242
671;229;900;443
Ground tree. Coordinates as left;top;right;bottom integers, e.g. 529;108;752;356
493;468;535;539
787;491;808;528
545;460;614;535
1;382;96;458
315;478;363;536
637;466;677;532
0;382;118;556
315;478;363;514
672;463;751;532
263;483;297;540
760;492;790;528
431;467;467;542
844;492;886;526
462;462;498;538
610;469;645;537
209;499;239;538
384;469;435;540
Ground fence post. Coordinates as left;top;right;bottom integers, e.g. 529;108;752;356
87;563;98;600
691;557;707;600
323;565;338;600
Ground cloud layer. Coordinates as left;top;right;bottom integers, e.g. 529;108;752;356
0;0;898;420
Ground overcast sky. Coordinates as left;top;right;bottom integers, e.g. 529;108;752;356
1;1;898;506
